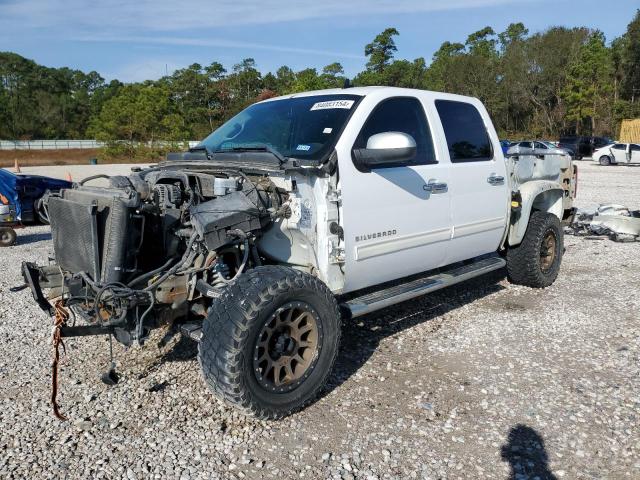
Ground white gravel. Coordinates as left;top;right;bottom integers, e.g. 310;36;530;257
0;161;638;479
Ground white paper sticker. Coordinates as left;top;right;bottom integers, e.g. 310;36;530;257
323;127;333;134
296;144;311;151
310;100;355;111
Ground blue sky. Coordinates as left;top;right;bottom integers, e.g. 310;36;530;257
0;0;637;82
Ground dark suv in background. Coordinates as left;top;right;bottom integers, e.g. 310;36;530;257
558;136;613;159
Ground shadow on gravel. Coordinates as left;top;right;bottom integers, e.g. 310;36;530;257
501;424;557;480
136;334;198;384
325;269;506;395
17;231;51;244
151;269;506;399
161;334;198;362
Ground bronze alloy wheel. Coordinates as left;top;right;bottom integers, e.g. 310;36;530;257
199;266;342;418
539;230;557;273
253;301;321;393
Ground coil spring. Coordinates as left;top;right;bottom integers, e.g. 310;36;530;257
210;262;230;288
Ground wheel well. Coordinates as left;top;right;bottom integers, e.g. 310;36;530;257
508;188;563;247
531;190;563;221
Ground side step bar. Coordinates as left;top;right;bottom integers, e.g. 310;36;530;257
341;254;506;318
180;323;203;342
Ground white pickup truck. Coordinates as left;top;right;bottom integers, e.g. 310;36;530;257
23;87;577;419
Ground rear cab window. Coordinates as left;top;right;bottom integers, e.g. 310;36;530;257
435;100;493;163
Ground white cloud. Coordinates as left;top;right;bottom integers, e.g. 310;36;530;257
75;35;366;60
104;59;184;83
1;0;521;32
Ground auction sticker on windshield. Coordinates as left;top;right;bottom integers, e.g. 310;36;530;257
310;100;355;111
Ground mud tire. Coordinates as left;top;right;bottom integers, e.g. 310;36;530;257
198;266;341;419
506;211;563;288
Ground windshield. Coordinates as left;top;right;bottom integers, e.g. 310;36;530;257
199;94;362;161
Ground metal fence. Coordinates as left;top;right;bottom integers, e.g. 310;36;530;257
0;140;200;150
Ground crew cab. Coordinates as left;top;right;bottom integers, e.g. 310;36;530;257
21;87;577;419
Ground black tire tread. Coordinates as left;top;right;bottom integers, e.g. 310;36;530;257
198;265;341;419
506;211;562;288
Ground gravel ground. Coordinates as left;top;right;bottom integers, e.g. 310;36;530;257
1;162;638;479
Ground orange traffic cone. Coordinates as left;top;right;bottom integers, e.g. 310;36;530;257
66;172;72;182
14;159;21;173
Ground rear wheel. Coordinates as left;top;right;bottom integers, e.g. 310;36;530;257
0;227;17;247
599;155;611;166
198;266;341;419
506;211;563;288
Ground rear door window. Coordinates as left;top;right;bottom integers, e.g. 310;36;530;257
435;100;493;162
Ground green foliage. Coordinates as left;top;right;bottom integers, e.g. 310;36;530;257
562;31;614;134
1;11;639;147
97;142;179;163
364;28;400;73
620;10;640;101
88;83;188;143
0;51;108;139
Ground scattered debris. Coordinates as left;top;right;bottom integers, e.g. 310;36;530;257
568;204;640;242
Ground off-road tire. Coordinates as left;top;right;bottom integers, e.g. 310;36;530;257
599;155;611;166
198;265;341;419
506;211;563;288
0;227;17;247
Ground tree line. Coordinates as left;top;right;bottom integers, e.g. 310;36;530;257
1;10;639;146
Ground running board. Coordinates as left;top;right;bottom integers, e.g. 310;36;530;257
341;255;506;318
180;322;203;342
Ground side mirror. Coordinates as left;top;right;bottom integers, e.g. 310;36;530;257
352;132;417;171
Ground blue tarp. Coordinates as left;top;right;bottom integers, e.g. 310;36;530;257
0;169;22;220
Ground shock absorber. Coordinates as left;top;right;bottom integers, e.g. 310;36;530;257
195;260;230;297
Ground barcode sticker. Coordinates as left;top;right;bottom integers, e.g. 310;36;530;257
310;100;355;111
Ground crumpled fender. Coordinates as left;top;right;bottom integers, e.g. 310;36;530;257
509;180;564;246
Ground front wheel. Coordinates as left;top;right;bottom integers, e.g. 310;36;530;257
198;266;341;419
506;211;563;288
599;155;611;166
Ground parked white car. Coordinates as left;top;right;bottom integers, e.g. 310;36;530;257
594;143;640;165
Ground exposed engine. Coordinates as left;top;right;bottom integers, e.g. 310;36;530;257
41;164;288;346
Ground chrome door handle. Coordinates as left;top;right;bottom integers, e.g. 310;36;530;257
423;179;448;193
487;175;505;185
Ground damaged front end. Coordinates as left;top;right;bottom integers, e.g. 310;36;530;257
23;160;289;347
